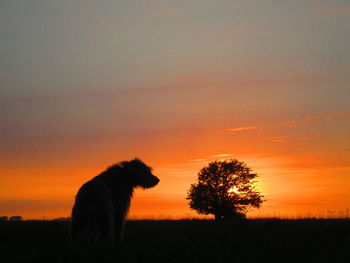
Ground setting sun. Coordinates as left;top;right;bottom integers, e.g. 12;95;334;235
228;186;240;195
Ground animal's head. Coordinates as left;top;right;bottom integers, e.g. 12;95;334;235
121;158;159;188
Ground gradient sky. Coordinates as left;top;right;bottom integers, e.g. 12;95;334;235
1;0;349;219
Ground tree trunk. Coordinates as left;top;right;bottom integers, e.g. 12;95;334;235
214;214;223;221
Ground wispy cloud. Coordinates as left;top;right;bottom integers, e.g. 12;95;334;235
211;153;233;158
283;112;349;128
262;136;316;143
303;112;347;121
262;137;288;143
226;126;260;132
203;126;261;135
205;111;348;137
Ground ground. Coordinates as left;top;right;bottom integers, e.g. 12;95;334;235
0;219;349;262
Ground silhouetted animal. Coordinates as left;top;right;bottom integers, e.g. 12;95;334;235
70;158;159;245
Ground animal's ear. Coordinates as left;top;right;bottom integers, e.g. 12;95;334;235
132;157;142;163
122;158;141;170
130;158;143;167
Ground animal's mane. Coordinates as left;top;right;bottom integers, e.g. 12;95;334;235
99;162;123;177
99;158;149;178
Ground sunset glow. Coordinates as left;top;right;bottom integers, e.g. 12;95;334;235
228;186;240;195
1;1;349;220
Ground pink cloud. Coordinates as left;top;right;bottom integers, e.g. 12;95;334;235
262;137;287;143
202;126;261;136
262;136;316;143
226;126;260;132
284;112;349;128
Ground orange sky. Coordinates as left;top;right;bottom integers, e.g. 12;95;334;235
1;1;350;219
1;110;349;219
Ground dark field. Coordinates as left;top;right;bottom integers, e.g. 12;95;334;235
1;219;349;263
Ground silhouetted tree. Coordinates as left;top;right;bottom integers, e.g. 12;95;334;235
187;159;264;221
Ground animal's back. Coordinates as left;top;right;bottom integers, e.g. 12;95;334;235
70;179;114;242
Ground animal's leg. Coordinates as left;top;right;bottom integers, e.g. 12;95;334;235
97;212;114;244
70;216;88;242
114;216;126;247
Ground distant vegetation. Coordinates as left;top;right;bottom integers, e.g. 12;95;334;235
0;216;22;221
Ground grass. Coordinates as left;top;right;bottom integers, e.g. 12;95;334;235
0;219;349;262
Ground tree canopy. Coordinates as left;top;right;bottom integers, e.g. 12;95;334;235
187;159;264;220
